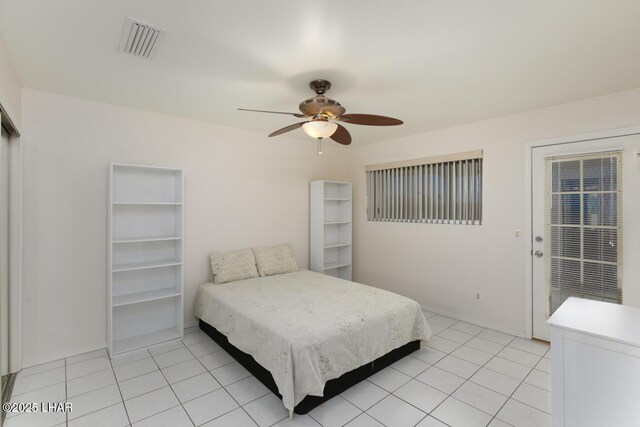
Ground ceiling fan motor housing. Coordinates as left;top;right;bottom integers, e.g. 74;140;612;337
298;79;346;117
299;95;346;117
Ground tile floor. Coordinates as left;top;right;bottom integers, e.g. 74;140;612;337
4;312;551;427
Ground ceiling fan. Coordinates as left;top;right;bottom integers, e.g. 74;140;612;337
239;79;403;154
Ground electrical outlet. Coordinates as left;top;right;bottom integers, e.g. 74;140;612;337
514;229;521;238
476;293;481;300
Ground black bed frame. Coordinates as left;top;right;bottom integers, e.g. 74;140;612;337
199;320;420;414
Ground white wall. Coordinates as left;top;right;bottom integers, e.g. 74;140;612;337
20;89;352;366
350;88;640;336
20;86;640;366
0;31;21;129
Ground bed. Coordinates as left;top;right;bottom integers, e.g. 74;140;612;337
195;269;431;415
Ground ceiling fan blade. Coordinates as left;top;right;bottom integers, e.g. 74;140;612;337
330;124;352;145
268;122;307;137
238;108;306;118
339;113;403;126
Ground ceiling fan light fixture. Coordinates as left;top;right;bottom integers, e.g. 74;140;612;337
302;120;338;139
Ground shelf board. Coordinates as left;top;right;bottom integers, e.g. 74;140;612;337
324;221;351;225
113;202;182;206
113;163;182;172
324;243;352;249
113;235;182;244
113;260;182;273
112;327;182;355
324;198;351;201
324;261;351;270
113;288;182;307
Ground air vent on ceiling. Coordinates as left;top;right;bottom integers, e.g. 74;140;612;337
118;17;165;59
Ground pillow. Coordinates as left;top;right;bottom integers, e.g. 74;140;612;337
209;248;259;284
253;243;299;277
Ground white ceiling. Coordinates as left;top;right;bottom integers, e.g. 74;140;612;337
1;0;640;145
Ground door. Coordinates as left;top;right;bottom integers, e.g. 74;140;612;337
532;133;640;341
0;124;8;392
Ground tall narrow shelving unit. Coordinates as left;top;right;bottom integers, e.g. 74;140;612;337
310;181;352;281
108;163;184;356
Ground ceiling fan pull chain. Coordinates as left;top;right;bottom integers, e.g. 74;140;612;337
317;138;323;155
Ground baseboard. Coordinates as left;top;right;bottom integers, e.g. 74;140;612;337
22;343;107;369
184;320;199;329
420;304;526;339
22;322;200;369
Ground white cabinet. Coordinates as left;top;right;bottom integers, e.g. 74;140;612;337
108;164;184;356
310;181;352;280
548;297;640;427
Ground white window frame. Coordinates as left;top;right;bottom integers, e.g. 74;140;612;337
365;150;483;225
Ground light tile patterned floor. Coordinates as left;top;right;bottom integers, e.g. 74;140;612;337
4;312;551;427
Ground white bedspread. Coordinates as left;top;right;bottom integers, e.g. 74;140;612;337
194;269;431;412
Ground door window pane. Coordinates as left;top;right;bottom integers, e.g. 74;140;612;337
583;157;617;191
550;226;581;259
583;228;618;263
551;194;581;225
583;194;617;226
551;160;580;192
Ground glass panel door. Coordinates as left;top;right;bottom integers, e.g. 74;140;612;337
545;152;622;316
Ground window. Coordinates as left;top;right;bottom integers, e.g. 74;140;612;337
366;151;483;224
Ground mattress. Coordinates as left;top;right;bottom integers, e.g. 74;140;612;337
194;269;431;412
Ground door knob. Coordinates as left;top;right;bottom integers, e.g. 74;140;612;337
534;250;543;258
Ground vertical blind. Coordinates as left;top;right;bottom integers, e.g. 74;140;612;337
545;151;622;316
365;151;483;224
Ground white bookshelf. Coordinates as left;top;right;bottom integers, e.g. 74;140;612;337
310;181;352;281
108;163;184;356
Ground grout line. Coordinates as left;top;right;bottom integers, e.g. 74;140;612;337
131;405;188;426
341;379;390;412
364;322;471;426
59;349;110;372
393;324;519;426
10;377;67;400
204;359;240;375
65;402;124;425
182;342;261;426
185;330;290;426
107;349;148;426
37;322;547;427
65;367;116;398
519;372;551;392
21;331;256;427
126;402;182;426
482;336;546;426
15;360;67;380
183;344;223;360
146;340;189;357
147;348;198;427
113;363;159;383
306;396;361;427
